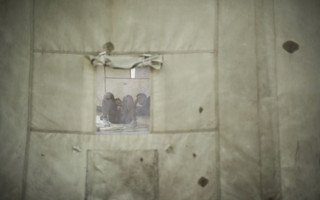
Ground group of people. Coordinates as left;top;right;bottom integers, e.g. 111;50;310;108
100;92;150;128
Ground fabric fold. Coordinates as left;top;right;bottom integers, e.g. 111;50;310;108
87;52;163;70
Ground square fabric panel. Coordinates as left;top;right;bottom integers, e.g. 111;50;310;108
25;132;216;200
34;0;216;53
152;53;217;132
32;53;95;132
110;0;216;53
86;150;158;200
34;0;111;52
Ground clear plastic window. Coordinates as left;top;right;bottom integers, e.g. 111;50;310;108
95;67;150;134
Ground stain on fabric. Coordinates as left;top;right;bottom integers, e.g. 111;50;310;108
295;141;300;164
199;107;203;114
41;153;45;157
165;145;174;154
86;150;158;199
282;40;299;53
198;177;209;187
103;41;114;55
193;153;197;158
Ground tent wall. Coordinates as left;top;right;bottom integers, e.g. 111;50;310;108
218;1;262;199
0;0;319;200
0;0;30;199
274;0;320;199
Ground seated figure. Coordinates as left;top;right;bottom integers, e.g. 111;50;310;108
121;95;137;128
100;92;137;128
135;93;150;116
101;92;120;125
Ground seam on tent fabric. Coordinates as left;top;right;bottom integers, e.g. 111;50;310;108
255;1;282;199
109;0;113;44
33;49;216;55
254;0;263;199
152;128;218;135
105;77;149;80
154;150;160;200
34;49;100;55
109;50;216;55
104;67;107;94
30;128;217;135
31;128;93;135
92;62;97;135
84;150;90;200
21;0;35;199
30;131;215;140
215;0;221;199
272;0;283;198
150;59;155;133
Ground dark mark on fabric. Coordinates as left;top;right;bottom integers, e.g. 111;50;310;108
295;141;300;164
199;107;203;113
165;145;174;154
282;40;299;54
103;42;115;55
140;157;144;162
193;153;197;158
198;177;209;187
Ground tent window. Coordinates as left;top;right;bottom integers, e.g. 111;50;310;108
95;67;150;134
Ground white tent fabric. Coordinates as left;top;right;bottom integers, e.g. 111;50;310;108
88;52;163;70
1;0;320;200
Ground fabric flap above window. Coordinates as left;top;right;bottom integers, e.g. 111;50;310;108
87;52;163;70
